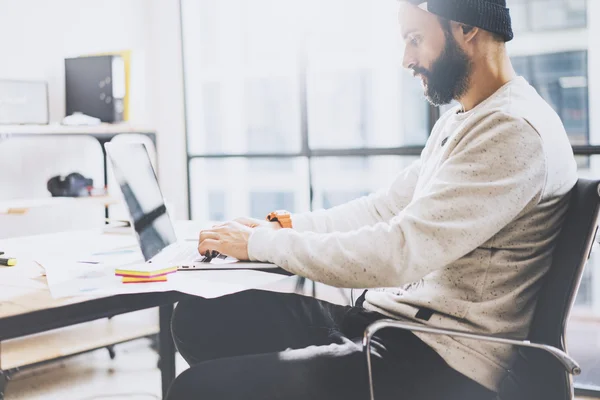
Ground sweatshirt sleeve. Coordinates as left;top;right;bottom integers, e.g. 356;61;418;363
248;114;547;288
292;159;422;233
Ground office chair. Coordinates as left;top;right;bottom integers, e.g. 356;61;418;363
363;178;600;400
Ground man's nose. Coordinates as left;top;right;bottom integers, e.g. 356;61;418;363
402;50;417;70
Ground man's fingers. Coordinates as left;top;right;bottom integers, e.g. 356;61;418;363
198;238;220;256
199;231;220;244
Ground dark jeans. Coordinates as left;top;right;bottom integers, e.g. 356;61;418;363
167;290;495;400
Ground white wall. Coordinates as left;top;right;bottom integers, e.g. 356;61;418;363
0;0;189;238
0;0;150;122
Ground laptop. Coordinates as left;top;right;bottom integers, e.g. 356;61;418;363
105;142;280;272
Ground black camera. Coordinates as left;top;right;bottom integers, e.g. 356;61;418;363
47;173;94;197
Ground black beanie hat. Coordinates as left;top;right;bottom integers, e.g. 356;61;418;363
407;0;514;42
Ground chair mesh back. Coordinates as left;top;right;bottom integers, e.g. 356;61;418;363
529;179;600;346
499;179;600;400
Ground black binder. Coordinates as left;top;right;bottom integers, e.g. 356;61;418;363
65;55;126;123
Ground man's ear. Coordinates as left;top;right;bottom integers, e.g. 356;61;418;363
459;23;479;43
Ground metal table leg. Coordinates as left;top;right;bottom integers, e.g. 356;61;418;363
159;304;176;399
0;370;7;400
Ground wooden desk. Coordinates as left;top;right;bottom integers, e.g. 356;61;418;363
0;224;292;399
0;228;189;400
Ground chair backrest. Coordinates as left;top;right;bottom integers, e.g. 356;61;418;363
499;179;600;400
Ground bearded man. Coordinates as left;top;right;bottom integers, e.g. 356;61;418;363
167;1;577;399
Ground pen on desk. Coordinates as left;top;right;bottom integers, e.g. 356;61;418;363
0;257;17;267
0;251;4;256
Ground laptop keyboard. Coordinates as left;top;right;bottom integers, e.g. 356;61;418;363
151;243;203;266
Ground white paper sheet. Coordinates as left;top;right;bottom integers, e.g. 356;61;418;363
40;257;290;299
6;229;290;300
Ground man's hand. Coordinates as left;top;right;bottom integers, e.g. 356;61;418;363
216;217;281;231
198;221;254;261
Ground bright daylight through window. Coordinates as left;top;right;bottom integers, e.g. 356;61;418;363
181;0;600;392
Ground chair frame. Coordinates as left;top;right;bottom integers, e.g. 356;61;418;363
363;320;581;400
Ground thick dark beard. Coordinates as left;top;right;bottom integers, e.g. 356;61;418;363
414;31;472;106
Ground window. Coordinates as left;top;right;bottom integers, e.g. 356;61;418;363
245;77;301;154
182;0;303;156
512;51;589;146
188;158;309;222
181;0;432;222
307;70;371;149
511;0;587;32
182;0;598;394
304;0;430;150
207;192;226;222
311;156;418;209
250;192;295;218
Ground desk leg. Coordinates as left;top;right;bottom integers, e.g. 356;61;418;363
98;138;110;220
0;370;6;400
159;304;176;399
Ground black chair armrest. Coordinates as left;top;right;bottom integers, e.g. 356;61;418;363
362;319;581;400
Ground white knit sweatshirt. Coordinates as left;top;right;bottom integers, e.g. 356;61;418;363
248;77;577;392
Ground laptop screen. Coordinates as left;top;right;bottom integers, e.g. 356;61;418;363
105;142;177;261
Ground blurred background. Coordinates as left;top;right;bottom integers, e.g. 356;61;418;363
1;0;600;396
